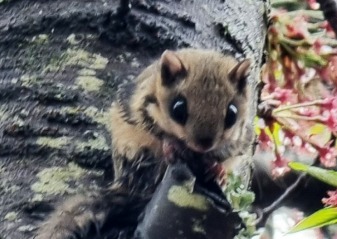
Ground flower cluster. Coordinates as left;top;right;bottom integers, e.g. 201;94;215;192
257;0;337;176
322;190;337;207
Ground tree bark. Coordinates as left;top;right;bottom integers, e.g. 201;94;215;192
0;0;267;238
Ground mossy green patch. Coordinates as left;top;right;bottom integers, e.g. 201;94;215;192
75;76;104;92
167;185;209;211
36;136;71;149
31;162;87;195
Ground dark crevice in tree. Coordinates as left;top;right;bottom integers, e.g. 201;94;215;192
316;0;337;36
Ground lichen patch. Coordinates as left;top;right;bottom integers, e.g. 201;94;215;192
62;49;108;70
192;220;206;235
75;75;104;92
31;34;49;44
31;162;87;196
0;106;9;122
20;74;39;87
44;48;109;72
78;68;96;76
57;106;110;129
74;134;109;151
83;106;111;129
67;34;81;45
167;185;209;211
4;212;18;221
36;136;71;149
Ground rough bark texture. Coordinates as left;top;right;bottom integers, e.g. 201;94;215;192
0;0;267;238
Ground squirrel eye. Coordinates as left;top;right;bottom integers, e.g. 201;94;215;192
224;103;237;129
170;96;188;125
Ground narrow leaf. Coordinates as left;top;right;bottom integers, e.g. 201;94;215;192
254;117;261;135
289;207;337;233
288;161;309;171
271;122;282;147
289;162;337;187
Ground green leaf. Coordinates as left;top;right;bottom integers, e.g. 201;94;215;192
289;162;337;187
289;207;337;233
271;122;282;147
254;116;262;135
288;161;310;171
301;51;328;68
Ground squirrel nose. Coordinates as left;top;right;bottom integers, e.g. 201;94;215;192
196;137;214;150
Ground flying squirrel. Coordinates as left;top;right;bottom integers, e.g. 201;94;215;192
35;48;253;239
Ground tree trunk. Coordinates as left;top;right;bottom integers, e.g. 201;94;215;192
0;0;267;238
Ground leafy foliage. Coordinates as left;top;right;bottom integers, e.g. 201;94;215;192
289;162;337;232
289;161;337;187
225;173;257;239
289;207;337;233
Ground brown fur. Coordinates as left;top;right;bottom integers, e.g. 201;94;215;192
112;49;252;183
35;48;252;238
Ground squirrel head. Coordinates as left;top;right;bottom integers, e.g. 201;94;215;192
147;49;251;153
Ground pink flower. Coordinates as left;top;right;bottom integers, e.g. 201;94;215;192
273;153;288;167
272;152;291;177
283;130;295;145
299;107;317;117
317;145;337;167
321;109;337;133
313;39;323;54
285;17;309;39
258;128;272;150
284;130;295;139
321;97;337;110
322;190;337;207
261;61;278;92
307;0;320;10
273;87;294;104
318;56;337;85
320;21;336;38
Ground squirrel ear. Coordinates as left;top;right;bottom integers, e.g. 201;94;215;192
160;50;186;86
228;59;251;93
